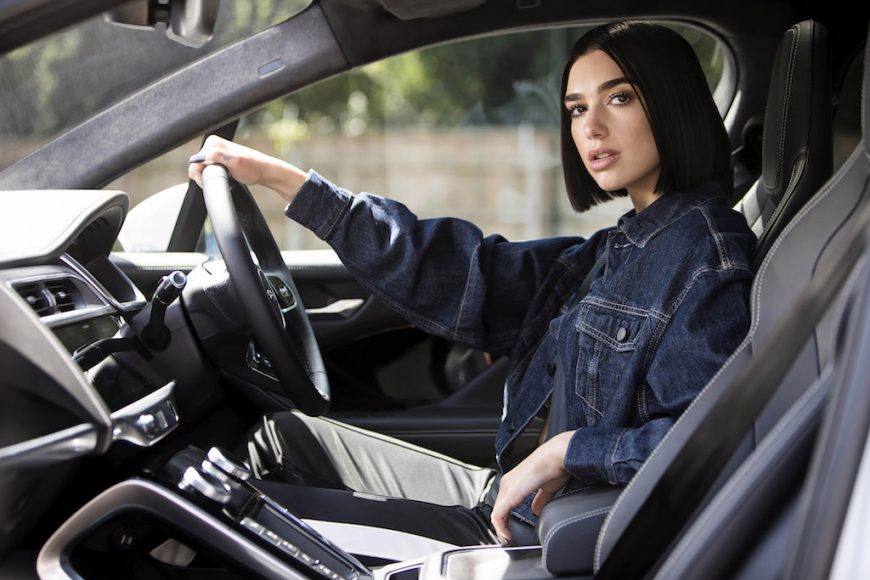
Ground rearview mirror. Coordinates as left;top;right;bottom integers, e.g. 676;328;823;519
105;0;219;49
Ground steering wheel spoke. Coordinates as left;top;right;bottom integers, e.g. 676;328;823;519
201;164;330;415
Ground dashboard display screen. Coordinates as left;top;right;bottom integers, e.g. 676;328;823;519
53;315;121;354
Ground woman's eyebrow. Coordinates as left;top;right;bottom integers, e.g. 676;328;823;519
563;76;631;103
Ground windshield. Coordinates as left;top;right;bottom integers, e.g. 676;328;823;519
0;1;311;172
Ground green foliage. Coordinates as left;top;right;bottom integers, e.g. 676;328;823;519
244;22;727;142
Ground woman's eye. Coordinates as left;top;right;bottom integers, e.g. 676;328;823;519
568;104;586;118
610;92;630;106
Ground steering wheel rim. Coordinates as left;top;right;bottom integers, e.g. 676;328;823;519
201;164;330;415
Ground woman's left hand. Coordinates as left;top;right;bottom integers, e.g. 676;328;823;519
490;431;573;544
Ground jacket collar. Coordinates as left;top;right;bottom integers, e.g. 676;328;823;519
616;178;731;247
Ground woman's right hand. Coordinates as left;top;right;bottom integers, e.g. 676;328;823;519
188;135;308;203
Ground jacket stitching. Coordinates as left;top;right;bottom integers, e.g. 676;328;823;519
321;192;353;240
608;429;628;484
700;206;732;269
582;296;665;320
453;243;481;341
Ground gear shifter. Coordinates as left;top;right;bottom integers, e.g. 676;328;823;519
140;271;187;351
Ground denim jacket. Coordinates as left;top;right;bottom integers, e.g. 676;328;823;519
286;171;755;511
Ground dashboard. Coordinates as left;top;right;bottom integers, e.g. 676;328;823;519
0;189;428;579
0;189;183;559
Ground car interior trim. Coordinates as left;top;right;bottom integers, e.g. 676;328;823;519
59;254;146;313
0;5;350;191
0;422;98;471
0;190;128;269
303;519;459;562
0;281;113;449
6;270;115;326
36;478;309;580
109;381;179;447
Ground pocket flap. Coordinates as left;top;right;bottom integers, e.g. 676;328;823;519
575;301;649;352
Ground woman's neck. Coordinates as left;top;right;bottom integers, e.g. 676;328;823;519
629;188;662;213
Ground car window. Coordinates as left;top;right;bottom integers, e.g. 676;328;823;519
238;22;730;251
113;22;730;253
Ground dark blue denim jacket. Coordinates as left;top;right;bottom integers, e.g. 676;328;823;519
286;171;755;517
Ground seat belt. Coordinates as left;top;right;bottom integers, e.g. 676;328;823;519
577;248;607;298
541;248;607;443
596;198;870;578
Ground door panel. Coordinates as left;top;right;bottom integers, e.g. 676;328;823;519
292;256;508;466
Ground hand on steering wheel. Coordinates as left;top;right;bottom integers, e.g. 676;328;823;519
198;162;330;415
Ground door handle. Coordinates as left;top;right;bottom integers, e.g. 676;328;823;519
306;298;364;318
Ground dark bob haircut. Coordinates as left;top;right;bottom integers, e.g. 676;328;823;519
561;21;732;212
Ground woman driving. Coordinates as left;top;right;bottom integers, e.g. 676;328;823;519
188;21;755;550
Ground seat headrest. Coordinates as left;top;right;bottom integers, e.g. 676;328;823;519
752;20;833;265
761;20;832;208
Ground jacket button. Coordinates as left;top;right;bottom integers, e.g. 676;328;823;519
546;362;557;376
616;327;628;341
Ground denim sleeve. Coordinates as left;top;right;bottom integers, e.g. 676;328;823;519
285;170;583;353
563;267;752;484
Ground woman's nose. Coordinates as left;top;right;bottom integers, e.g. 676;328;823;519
583;108;607;139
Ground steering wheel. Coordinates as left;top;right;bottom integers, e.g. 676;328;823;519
201;164;330;415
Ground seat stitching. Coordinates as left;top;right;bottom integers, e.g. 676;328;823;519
542;506;612;564
593;141;863;571
778;26;800;193
655;368;829;579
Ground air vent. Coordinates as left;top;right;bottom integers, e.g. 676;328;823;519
46;279;78;312
14;278;81;317
16;283;53;316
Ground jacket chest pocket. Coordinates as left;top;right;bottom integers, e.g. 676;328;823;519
574;301;653;426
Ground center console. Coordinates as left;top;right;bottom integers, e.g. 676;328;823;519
37;445;373;580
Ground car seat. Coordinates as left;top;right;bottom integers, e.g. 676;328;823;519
733;20;833;266
537;19;837;575
647;39;870;580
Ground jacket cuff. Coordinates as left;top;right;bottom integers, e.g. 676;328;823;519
564;427;628;485
284;169;353;240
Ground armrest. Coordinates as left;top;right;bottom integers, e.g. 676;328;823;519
538;485;623;575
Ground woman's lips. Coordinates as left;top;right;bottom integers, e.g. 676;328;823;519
587;151;620;171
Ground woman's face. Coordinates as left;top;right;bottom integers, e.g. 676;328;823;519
565;49;661;204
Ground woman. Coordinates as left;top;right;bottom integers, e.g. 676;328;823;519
189;22;755;549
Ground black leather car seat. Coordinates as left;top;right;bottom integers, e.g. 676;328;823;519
649;40;870;579
734;20;833;265
588;22;869;578
537;20;835;575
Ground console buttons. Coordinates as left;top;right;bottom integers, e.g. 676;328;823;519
240;518;342;579
135;414;157;437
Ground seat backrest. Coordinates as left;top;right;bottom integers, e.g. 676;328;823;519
733;20;833;266
593;20;869;575
652;41;870;580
